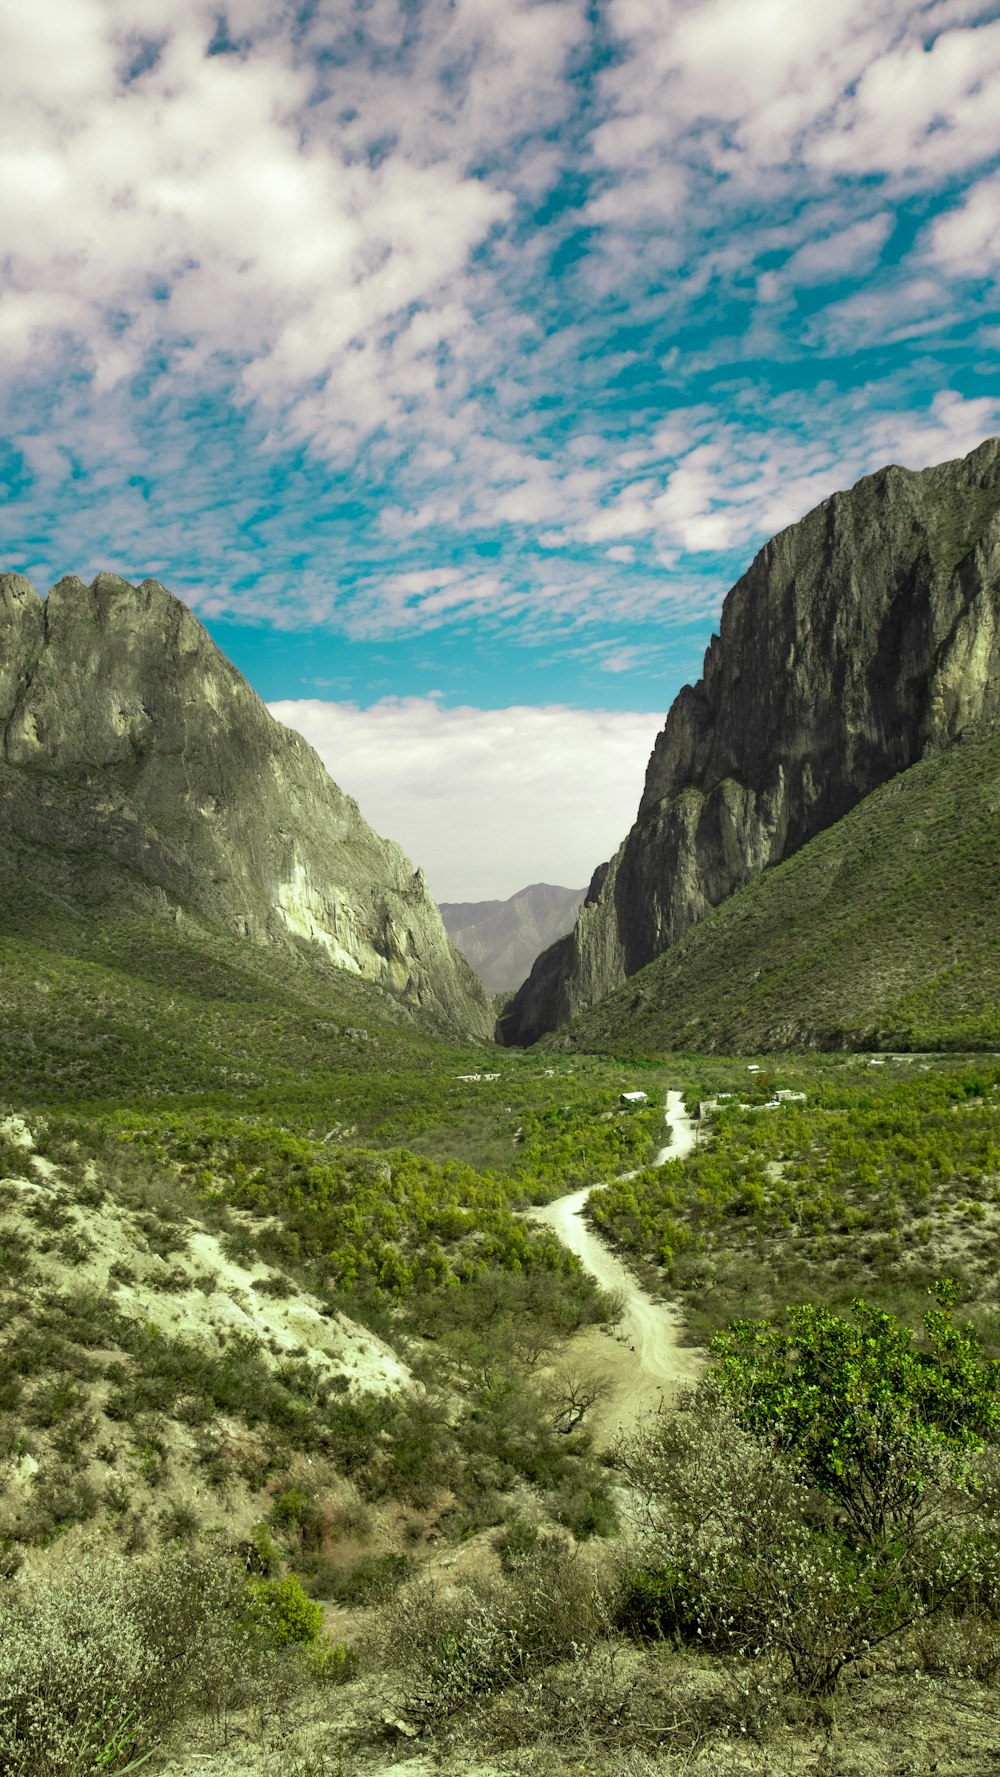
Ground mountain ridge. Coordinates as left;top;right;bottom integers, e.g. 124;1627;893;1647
439;881;585;994
0;570;493;1040
542;729;1000;1055
501;436;1000;1046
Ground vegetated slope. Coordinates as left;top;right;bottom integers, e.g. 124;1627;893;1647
0;883;665;1187
587;1054;1000;1350
0;899;661;1600
501;436;1000;1045
0;885;450;1107
546;729;1000;1055
439;882;585;993
0;570;491;1039
0;1105;412;1555
0;1097;618;1577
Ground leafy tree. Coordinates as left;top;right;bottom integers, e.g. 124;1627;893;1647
710;1284;1000;1543
618;1288;1000;1693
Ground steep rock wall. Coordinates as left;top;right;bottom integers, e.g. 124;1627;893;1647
501;436;1000;1045
0;571;492;1038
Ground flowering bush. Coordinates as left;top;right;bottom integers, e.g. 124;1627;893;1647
0;1548;267;1775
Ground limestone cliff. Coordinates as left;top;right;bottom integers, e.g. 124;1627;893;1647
500;436;1000;1046
0;571;493;1038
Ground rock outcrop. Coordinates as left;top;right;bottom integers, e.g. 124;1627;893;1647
544;729;1000;1055
500;436;1000;1046
0;571;493;1038
439;882;585;993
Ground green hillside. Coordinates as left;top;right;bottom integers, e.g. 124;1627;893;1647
0;887;666;1182
547;730;1000;1055
0;889;661;1619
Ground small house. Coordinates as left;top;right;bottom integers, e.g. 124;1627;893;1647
620;1090;649;1105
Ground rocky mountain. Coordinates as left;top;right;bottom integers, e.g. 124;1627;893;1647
545;728;1000;1055
501;436;1000;1047
0;571;493;1039
438;882;585;993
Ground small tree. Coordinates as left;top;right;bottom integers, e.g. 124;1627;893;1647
616;1286;1000;1693
709;1283;999;1544
546;1365;611;1434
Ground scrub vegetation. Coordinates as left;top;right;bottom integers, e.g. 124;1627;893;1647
591;1053;1000;1349
2;907;1000;1771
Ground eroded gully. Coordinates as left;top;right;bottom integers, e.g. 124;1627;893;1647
530;1089;704;1445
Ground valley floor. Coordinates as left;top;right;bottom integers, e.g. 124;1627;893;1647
530;1091;704;1443
4;1050;1000;1777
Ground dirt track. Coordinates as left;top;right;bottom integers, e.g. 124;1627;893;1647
531;1090;703;1445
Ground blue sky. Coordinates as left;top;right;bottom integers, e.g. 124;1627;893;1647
1;0;999;896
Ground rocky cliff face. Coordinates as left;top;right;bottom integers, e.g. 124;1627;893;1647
501;436;1000;1045
0;571;493;1038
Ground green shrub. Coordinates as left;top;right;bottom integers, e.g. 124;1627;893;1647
553;1477;617;1541
617;1564;694;1641
248;1522;281;1575
245;1573;323;1645
158;1501;199;1543
494;1518;542;1569
302;1633;349;1682
711;1284;1000;1543
329;1552;410;1605
618;1289;1000;1697
269;1487;315;1532
0;1547;267;1775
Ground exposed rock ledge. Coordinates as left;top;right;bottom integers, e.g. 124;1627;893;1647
0;570;493;1040
501;436;1000;1045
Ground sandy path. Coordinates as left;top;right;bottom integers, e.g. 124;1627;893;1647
532;1090;703;1444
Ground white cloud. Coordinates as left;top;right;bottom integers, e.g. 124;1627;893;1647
267;697;665;901
804;275;957;351
0;0;584;460
583;1;1000;335
595;1;1000;196
783;213;894;285
927;172;1000;277
1;0;998;668
811;19;1000;180
863;388;1000;467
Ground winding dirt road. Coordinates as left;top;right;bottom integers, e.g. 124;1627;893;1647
532;1089;703;1444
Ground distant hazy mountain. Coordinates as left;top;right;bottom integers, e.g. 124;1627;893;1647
501;437;1000;1046
439;883;585;994
0;570;493;1040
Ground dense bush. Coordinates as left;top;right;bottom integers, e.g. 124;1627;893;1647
0;1547;284;1775
366;1534;610;1726
244;1573;323;1646
711;1284;1000;1542
618;1293;1000;1694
